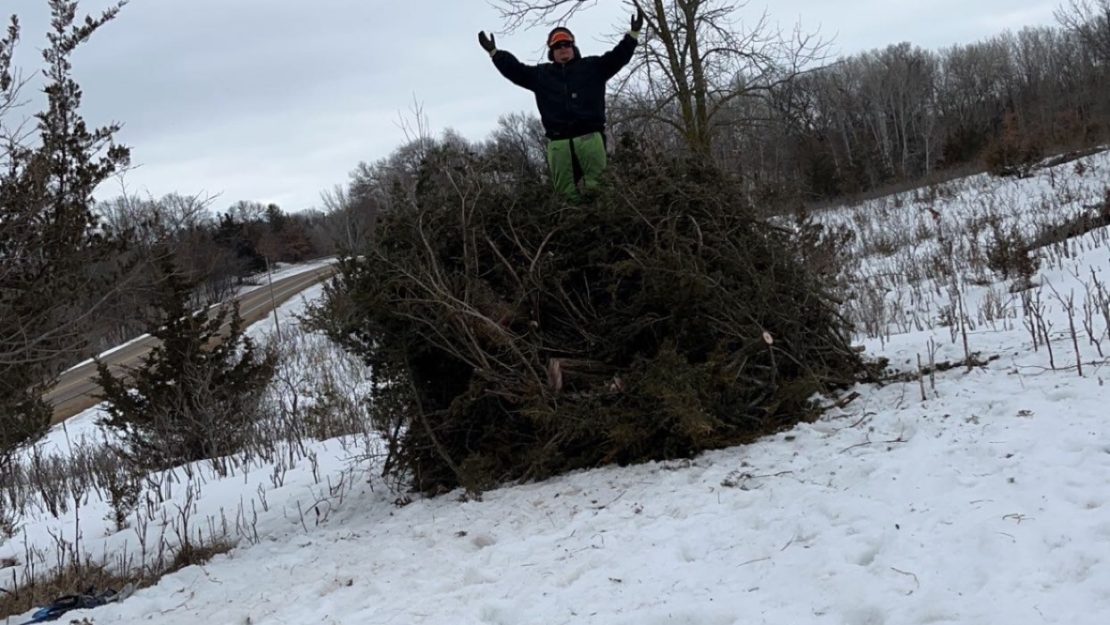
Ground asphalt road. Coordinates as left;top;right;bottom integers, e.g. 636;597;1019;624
43;264;337;424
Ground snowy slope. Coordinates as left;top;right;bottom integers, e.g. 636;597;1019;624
4;155;1110;625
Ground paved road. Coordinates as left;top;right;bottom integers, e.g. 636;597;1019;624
43;264;337;424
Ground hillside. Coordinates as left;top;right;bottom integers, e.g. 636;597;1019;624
3;150;1110;624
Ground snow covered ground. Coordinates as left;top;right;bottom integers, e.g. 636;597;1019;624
4;155;1110;624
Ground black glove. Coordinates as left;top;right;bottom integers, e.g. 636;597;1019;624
631;8;644;33
478;31;497;53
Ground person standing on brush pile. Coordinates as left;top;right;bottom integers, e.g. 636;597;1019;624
478;9;644;202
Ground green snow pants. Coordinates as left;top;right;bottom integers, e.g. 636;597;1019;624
546;132;607;203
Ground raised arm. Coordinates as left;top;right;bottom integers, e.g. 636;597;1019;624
596;9;643;79
479;30;538;91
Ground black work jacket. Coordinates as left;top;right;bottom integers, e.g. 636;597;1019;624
491;35;637;140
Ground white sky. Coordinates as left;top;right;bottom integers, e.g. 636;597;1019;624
4;0;1060;213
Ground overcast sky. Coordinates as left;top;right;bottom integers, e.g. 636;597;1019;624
5;0;1061;213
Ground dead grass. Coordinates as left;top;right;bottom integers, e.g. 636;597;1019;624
0;537;234;621
0;562;128;620
163;538;235;577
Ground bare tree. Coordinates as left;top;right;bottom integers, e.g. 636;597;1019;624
1056;0;1110;62
92;190;232;344
320;184;378;252
490;0;830;157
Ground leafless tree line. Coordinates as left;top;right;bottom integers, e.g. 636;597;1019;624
733;19;1110;202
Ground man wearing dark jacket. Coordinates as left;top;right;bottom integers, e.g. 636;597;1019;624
479;10;644;202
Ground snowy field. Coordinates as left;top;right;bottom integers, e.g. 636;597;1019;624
3;153;1110;624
